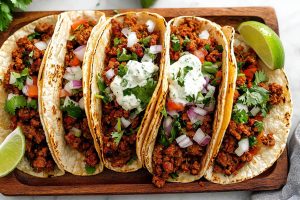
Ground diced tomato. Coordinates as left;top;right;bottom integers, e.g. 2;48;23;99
244;67;257;81
193;49;208;63
69;55;81;66
71;19;89;31
167;100;184;112
31;76;38;85
59;89;71;98
27;85;38;98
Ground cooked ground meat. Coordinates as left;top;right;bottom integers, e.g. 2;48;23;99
268;83;284;105
261;133;275;146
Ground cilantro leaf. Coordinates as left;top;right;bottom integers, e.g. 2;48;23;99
192;120;202;130
111;131;123;145
254;121;264;132
0;3;13;32
27;99;37;110
96;75;112;104
123;79;157;109
249;136;257;147
113;37;121;47
4;95;27;115
204;44;210;51
27;32;41;41
118;64;127;77
203;64;218;74
140;36;151;46
11;68;29;90
183;36;190;46
171;34;180;52
232;105;248;124
161;106;167;117
237;62;245;70
254;71;268;85
127;155;137;165
85;165;96;174
11;0;32;10
216;45;223;52
61;99;83;118
117;48;132;62
170;172;178;179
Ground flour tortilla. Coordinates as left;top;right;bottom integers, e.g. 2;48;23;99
39;11;105;176
0;15;64;177
142;16;231;183
204;33;292;184
84;12;166;172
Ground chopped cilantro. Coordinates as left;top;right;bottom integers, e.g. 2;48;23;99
140;36;151;46
232;105;248;124
203;61;213;66
183;36;190;46
127;155;137;165
28;51;34;58
27;32;41;41
11;68;29;90
170;172;179;179
131;52;138;61
118;64;127;77
238;86;269;107
237;62;245;70
171;34;180;52
61;99;83;118
4;95;27;115
121;79;128;87
254;71;268;85
96;75;112;104
123;78;157;109
117;48;132;62
192;120;202;130
203;65;218;74
183;66;193;76
254;121;264;132
113;37;121;47
112;131;123;145
249;136;257;147
204;44;210;51
27;99;37;110
85;165;96;174
116;117;122;132
161;106;167;117
216;45;223;52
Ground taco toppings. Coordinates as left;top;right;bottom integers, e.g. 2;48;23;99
212;37;285;176
2;23;56;173
60;19;100;173
152;18;224;188
98;16;161;168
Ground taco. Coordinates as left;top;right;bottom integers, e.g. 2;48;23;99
0;15;64;177
39;11;106;176
142;16;232;188
84;12;166;172
205;28;292;184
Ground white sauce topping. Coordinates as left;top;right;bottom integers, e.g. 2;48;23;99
168;54;206;105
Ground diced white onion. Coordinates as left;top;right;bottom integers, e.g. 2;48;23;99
187;108;204;124
121;117;131;128
26;77;33;86
127;32;138;48
176;135;193;148
141;54;153;63
199;30;210;39
193;128;205;144
235;138;249;157
176;135;186;144
7;93;16;100
105;68;115;80
79;97;85;110
192;107;208;116
22;85;28;95
146;20;155;33
73;45;86;61
64;82;73;94
34;41;47;51
63;66;82;81
121;27;131;38
236;103;249;112
207;84;216;92
149;45;162;54
70;127;81;137
250;107;260;116
9;73;16;84
163;116;172;134
63;96;79;108
199;135;211;146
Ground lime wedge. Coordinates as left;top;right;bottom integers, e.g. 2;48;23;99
0;127;25;177
237;21;285;70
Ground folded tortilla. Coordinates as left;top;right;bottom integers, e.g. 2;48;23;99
142;16;232;183
84;12;167;172
0;15;64;177
39;11;106;176
204;28;292;184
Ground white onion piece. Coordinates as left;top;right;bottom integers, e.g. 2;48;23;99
141;54;153;62
73;45;86;61
29;58;33;65
167;110;179;117
127;32;138;48
201;88;208;94
63;96;79;108
149;45;162;54
207;84;216;92
121;27;131;38
163;117;172;134
64;66;82;81
146;20;155;33
193;128;205;144
121;117;131;128
64;82;73;94
199;30;210;39
70;127;81;137
236;103;248;112
105;68;115;80
235;138;249;156
199;135;211;146
187;108;204;124
79;97;85;110
34;41;47;51
7;93;16;100
22;85;28;95
191;107;208;116
26;77;33;86
250;107;260;116
9;73;16;84
176;135;193;148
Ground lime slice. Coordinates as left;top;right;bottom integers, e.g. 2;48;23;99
140;0;156;8
237;21;285;70
0;127;25;177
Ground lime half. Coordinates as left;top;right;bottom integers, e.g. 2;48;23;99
237;21;285;70
0;127;25;177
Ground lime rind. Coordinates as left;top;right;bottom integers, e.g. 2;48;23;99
0;127;25;177
237;21;285;70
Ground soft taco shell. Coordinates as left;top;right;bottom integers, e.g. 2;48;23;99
39;11;105;176
142;16;231;183
0;15;64;177
204;33;292;184
84;12;166;172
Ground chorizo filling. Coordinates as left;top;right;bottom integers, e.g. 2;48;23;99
98;16;162;168
60;19;99;174
213;38;284;176
152;18;223;188
3;23;56;173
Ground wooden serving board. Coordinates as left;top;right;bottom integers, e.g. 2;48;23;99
0;7;288;196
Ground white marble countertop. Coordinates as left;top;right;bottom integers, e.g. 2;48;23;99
1;0;299;199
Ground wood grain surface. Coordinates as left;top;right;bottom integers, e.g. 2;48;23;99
0;7;288;196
